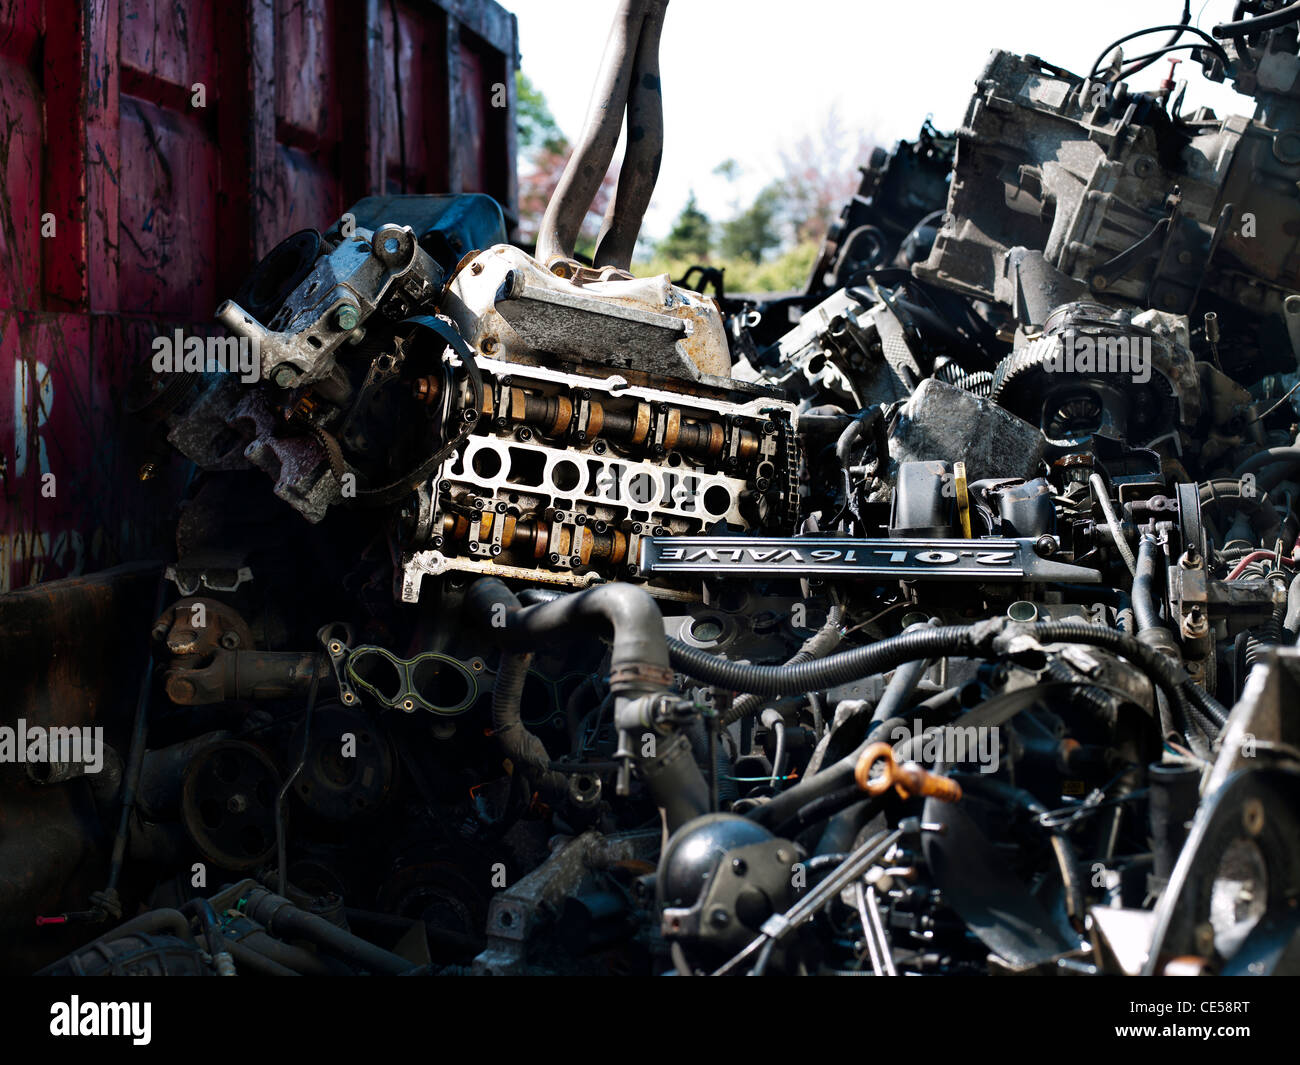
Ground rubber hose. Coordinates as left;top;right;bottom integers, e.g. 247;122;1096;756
493;651;568;799
722;603;845;726
1213;1;1300;37
869;654;931;726
669;621;1191;710
240;888;415;975
467;578;669;681
1231;447;1300;483
1132;535;1163;633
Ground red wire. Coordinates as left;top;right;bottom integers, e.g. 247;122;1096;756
1226;550;1296;580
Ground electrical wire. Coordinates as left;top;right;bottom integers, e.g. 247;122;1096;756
1089;21;1230;82
1119;1;1193;79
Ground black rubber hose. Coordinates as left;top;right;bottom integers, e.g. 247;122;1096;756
1132;535;1163;633
224;939;299;976
493;651;568;799
814;798;876;856
469;578;708;827
1199;480;1282;541
668;620;1190;712
1231;447;1300;483
750;715;899;831
229;927;336;976
771;785;875;840
1213;1;1300;37
240;888;416;975
1186;677;1230;730
95;908;190;944
467;578;669;683
869;653;932;727
722;603;845;726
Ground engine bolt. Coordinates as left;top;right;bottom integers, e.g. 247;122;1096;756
334;304;360;331
1243;798;1265;836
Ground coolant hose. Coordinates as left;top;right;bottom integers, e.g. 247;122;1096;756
239;887;415;975
493;651;568;799
468;578;670;685
1231;446;1300;483
468;579;709;830
1132;535;1163;633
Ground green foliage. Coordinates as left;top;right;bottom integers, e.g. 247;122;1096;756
657;192;712;262
712;158;741;182
515;70;567;157
633;240;819;295
719;183;783;264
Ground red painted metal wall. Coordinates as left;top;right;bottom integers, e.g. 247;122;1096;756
0;0;519;592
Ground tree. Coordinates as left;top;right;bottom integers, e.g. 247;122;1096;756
514;69;618;252
720;183;783;264
775;107;874;245
712;158;741;183
515;71;566;156
657;192;711;262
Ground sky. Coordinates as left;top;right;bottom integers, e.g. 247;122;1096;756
508;0;1258;242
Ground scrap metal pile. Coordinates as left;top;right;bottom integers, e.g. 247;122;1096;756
21;0;1300;975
